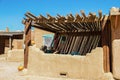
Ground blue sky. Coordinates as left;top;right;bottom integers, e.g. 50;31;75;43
0;0;119;31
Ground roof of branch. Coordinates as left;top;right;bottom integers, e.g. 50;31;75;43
23;10;107;33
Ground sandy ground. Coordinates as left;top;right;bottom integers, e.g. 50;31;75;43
0;54;83;80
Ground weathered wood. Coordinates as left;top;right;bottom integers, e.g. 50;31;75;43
75;14;82;22
32;23;56;33
47;14;56;23
98;10;103;21
66;14;74;22
64;35;72;53
68;35;76;54
102;15;110;72
80;10;86;18
24;20;31;68
46;23;61;31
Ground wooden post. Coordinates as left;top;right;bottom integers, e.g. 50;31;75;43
9;36;12;50
102;15;111;72
24;20;31;68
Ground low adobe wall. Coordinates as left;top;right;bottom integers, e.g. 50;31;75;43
27;46;114;79
7;49;24;61
112;39;120;79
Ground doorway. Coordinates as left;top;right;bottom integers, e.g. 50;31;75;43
0;37;5;54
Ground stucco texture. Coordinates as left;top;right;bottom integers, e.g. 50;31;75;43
27;46;114;80
34;28;54;48
7;49;24;61
112;39;120;79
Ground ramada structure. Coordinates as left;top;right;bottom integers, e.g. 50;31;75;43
22;8;120;79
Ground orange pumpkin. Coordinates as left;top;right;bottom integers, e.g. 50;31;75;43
18;65;24;71
31;40;35;45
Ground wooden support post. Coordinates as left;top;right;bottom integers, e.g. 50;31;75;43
102;15;111;72
24;20;31;68
9;36;12;50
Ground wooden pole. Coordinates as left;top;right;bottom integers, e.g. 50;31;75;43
24;20;31;68
9;36;12;50
101;15;111;72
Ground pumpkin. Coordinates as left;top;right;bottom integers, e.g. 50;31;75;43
31;40;35;45
18;65;24;71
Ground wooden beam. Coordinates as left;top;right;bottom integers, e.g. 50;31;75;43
80;10;86;18
26;12;38;19
39;15;48;23
32;23;57;33
89;12;96;22
47;14;56;23
75;14;82;22
80;10;87;22
56;14;66;23
98;10;103;21
66;14;74;22
25;14;34;20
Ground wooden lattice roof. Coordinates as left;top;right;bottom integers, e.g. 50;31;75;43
23;10;107;33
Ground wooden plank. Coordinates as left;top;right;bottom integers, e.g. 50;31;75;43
71;22;80;30
82;32;91;54
75;14;82;22
46;23;61;31
71;35;79;54
66;14;74;22
52;23;66;31
80;10;86;18
56;35;63;52
56;14;66;23
98;10;103;21
63;35;72;54
26;12;38;20
55;23;68;31
68;35;76;54
60;23;72;31
47;14;56;23
65;35;74;53
60;35;68;54
53;34;61;50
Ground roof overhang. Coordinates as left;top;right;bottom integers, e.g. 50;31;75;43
0;32;24;37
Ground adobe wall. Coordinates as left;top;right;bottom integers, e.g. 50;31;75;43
12;39;24;49
7;49;24;61
112;40;120;79
34;28;54;48
27;46;113;79
110;8;120;79
4;39;23;55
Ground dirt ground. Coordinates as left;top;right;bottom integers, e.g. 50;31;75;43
0;54;84;80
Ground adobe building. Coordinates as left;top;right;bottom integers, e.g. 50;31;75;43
0;28;24;55
22;7;120;79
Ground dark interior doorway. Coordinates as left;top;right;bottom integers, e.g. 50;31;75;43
0;37;5;54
